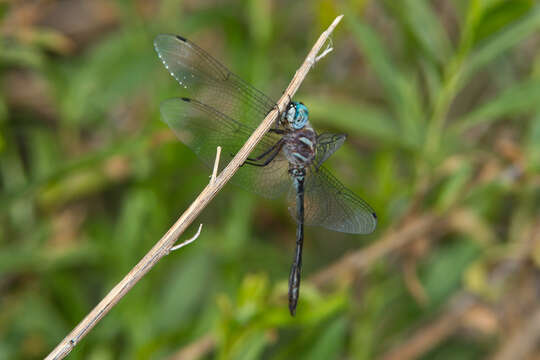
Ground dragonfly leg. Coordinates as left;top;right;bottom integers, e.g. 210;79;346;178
243;143;282;167
243;141;284;167
246;139;283;162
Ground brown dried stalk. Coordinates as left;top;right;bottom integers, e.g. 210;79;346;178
45;15;344;360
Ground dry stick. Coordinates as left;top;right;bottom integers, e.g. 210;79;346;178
45;14;344;360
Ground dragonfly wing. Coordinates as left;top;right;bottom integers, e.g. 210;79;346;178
154;34;277;130
287;166;377;234
161;97;290;199
314;133;347;170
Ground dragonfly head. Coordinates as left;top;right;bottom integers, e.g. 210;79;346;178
282;101;309;130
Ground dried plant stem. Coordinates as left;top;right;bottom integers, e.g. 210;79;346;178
45;15;343;360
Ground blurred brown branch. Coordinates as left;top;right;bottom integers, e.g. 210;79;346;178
490;306;540;360
45;15;344;360
168;334;216;360
379;219;540;360
380;292;477;360
311;213;448;286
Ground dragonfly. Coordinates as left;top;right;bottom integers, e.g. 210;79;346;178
154;34;377;316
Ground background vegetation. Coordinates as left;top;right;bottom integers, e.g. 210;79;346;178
1;0;539;359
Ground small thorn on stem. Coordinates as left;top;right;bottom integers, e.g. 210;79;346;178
169;224;203;252
315;37;334;63
210;146;222;185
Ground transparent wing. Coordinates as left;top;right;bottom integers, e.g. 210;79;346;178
288;166;377;234
314;133;347;170
154;34;277;130
161;98;291;199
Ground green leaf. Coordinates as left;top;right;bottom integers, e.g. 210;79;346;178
154;252;212;331
422;240;479;306
0;41;44;69
526;110;540;171
464;4;540;80
303;317;347;360
347;16;424;147
435;161;473;211
384;0;452;64
453;78;540;132
304;96;413;148
346;17;400;100
475;0;535;42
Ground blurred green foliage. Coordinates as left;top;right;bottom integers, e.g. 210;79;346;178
1;0;539;359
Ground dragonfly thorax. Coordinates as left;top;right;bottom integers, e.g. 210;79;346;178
283;128;317;167
282;101;309;130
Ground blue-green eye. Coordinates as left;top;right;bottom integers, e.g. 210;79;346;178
282;101;309;129
292;102;309;129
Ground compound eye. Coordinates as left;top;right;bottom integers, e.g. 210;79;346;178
292;103;308;129
284;105;296;124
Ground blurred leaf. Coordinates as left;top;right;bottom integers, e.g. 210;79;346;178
248;0;272;44
0;40;44;68
20;28;75;55
464;260;492;298
464;4;540;80
236;274;270;321
228;332;268;360
0;242;98;274
384;0;452;64
293;285;346;324
303;316;347;360
526;110;540;170
0;94;6;122
347;15;424;147
0;139;35;228
0;2;8;20
39;167;113;209
421;59;443;109
154;252;212;332
453;78;540;132
435;161;473;210
1;132;148;212
0;96;5;152
304;96;411;148
28;129;62;179
220;192;254;256
111;189;160;268
56;30;156;126
475;0;535;42
422;240;479;306
424;338;488;360
218;274;273;360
